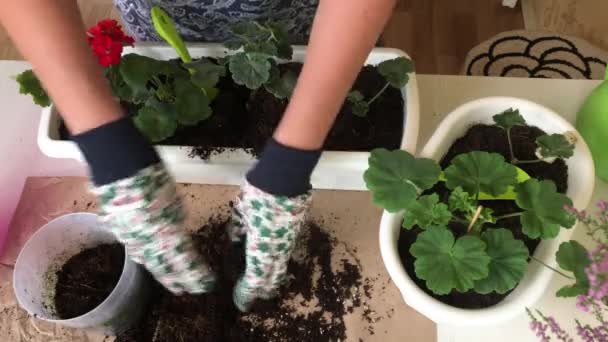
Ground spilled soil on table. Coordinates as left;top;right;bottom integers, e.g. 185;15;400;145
398;124;569;309
116;220;367;342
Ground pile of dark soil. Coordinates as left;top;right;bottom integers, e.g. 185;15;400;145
116;220;366;342
398;124;569;309
54;243;124;319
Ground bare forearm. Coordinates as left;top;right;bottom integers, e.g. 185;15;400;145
0;0;122;134
274;0;396;150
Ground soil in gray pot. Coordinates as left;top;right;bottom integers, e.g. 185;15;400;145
54;243;124;319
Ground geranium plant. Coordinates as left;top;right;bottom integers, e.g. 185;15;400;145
364;108;576;296
347;57;414;117
14;18;220;142
16;19;134;107
224;21;297;99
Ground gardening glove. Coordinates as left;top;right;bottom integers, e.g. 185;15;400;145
72;117;216;294
229;138;321;312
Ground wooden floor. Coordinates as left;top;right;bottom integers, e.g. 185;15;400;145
383;0;525;74
0;0;526;75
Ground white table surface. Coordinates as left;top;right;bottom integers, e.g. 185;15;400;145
0;60;605;341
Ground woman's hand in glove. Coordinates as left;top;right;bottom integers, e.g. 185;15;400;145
74;117;216;294
229;139;320;312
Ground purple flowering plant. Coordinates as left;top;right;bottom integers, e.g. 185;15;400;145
528;200;608;341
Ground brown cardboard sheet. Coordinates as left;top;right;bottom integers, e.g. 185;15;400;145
0;177;435;342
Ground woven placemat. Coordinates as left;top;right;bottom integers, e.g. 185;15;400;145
464;30;607;79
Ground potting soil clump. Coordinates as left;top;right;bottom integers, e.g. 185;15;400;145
116;220;367;342
54;243;125;319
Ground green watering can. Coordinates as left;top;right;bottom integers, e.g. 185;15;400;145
577;67;608;182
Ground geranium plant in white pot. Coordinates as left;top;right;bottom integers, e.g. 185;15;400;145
367;97;595;326
17;14;419;190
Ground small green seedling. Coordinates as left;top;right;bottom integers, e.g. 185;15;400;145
347;57;414;117
493;108;576;164
364;146;575;295
225;21;296;99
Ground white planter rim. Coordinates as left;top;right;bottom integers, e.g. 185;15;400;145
379;96;595;326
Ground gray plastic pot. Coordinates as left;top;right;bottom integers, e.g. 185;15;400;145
13;213;149;335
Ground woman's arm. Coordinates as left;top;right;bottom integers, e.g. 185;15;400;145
0;0;122;134
274;0;396;150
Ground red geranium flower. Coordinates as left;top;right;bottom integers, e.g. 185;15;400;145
87;19;135;67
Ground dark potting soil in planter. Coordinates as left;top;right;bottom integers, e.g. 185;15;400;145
116;220;366;342
54;243;124;319
58;63;404;159
398;124;569;309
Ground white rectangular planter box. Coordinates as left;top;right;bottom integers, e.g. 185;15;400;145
38;44;419;190
379;97;595;326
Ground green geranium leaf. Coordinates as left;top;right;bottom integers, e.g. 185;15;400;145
265;67;297;100
227;21;292;59
448;187;475;213
364;149;441;212
402;194;452;230
555;240;591;297
229;52;271;90
173;78;212;125
266;21;293;59
133;105;177;142
120;54;181;103
16;70;51;107
410;226;490;295
474;228;529;294
244;41;278;56
536;134;575;160
444;151;518;197
477;207;497;226
185;58;226;89
105;66;133;102
347;90;370;117
377;57;414;88
515;179;575;239
492;108;526;130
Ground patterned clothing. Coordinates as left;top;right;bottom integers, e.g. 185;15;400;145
113;0;318;43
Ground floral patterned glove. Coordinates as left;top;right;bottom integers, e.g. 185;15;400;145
229;138;321;311
73;118;215;294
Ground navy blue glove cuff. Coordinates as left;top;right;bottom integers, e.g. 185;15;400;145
246;138;321;197
71;117;160;186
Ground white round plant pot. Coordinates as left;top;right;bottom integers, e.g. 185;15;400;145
13;213;149;335
379;97;595;326
38;44;420;190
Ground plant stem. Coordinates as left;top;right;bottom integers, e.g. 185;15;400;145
367;82;390;106
467;206;484;233
515;159;543;165
453;216;469;225
530;255;573;280
496;212;524;220
507;128;516;162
